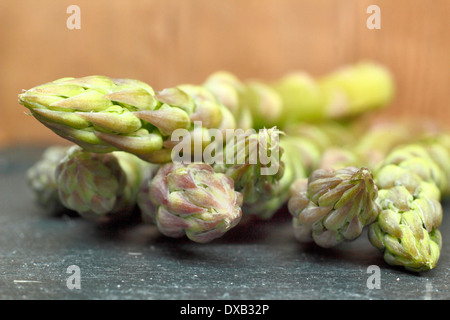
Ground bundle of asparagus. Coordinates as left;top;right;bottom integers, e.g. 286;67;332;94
20;61;448;272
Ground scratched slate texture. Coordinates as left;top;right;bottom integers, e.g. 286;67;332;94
0;146;449;300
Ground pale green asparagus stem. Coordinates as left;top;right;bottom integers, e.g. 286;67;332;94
351;119;436;170
272;61;395;127
417;132;450;198
203;71;254;131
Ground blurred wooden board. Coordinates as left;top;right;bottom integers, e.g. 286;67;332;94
1;0;449;147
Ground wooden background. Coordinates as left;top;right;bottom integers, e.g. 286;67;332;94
1;0;449;147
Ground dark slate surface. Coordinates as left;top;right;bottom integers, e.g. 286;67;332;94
0;146;449;300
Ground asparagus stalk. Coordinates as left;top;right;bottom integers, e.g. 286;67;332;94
27;145;71;214
212;127;289;219
18;76;236;164
55;146;153;222
368;143;445;272
288;166;380;248
271;61;395;127
203;71;254;131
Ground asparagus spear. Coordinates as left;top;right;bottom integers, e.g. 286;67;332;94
27;145;71;214
18;76;236;164
368;143;445;272
137;162;243;243
288;166;380;248
55;146;153;222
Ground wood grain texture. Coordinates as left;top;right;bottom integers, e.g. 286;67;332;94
1;0;449;147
